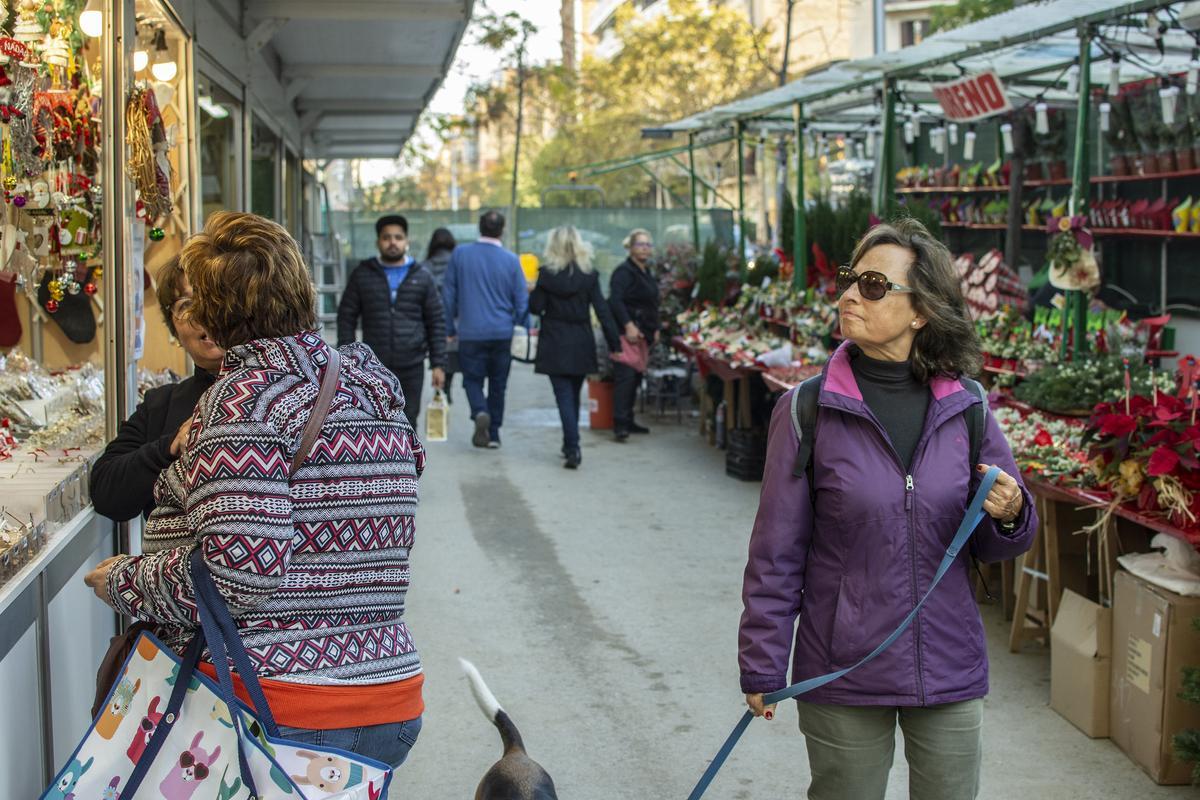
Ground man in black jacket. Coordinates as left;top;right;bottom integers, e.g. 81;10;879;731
337;214;447;427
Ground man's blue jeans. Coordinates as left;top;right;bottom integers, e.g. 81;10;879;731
458;339;512;438
277;716;422;769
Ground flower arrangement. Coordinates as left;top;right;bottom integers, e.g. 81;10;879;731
1013;355;1173;415
993;405;1091;484
1082;390;1200;530
1044;214;1100;291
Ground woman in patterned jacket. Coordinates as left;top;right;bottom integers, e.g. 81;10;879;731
83;212;425;766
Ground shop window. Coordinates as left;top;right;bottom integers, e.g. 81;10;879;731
198;75;242;221
251;116;280;221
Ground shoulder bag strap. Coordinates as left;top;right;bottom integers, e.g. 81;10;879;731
290;348;340;476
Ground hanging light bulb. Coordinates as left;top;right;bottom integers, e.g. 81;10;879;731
1035;102;1049;135
1109;54;1121;96
1099;102;1112;133
79;0;102;38
964;128;977;160
806;131;817;159
948;123;959;147
1066;64;1079;96
1188;59;1199;96
1161;84;1179;126
150;29;177;82
133;49;148;72
903;119;915;145
864;131;875;159
1000;123;1014;154
931;126;945;155
855;140;865;160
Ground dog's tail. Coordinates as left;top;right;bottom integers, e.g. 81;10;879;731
459;658;526;756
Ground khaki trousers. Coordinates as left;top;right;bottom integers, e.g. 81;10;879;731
795;698;983;800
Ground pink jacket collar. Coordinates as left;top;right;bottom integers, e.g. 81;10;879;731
822;339;965;402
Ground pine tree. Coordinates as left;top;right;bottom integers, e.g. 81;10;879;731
697;240;727;305
1172;617;1200;784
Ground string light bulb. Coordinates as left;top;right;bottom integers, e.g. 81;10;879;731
78;0;102;38
903;119;915;145
948;123;959;146
1109;54;1121;96
1000;123;1014;154
864;132;875;159
1035;102;1049;135
1161;84;1179;126
963;128;977;160
1066;64;1079;95
133;49;148;72
1188;59;1199;96
1099;101;1112;133
150;29;177;82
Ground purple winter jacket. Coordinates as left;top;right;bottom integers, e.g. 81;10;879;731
739;341;1037;706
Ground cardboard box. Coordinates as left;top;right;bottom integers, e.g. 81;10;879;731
1051;589;1112;737
1110;570;1200;784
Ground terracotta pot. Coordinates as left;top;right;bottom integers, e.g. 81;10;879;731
1137;153;1160;175
1024;162;1045;182
1047;160;1068;180
1178;148;1196;171
1158;149;1178;173
1110;154;1130;176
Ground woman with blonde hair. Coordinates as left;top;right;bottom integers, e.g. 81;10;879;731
529;225;621;468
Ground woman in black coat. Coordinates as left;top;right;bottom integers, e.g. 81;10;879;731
529;226;620;469
421;227;458;401
89;257;225;521
608;228;661;441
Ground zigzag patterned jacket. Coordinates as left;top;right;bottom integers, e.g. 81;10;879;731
107;332;425;684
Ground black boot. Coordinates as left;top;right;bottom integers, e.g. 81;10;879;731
564;448;581;469
629;421;650;434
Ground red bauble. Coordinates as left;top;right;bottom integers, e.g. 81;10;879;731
83;282;97;295
45;299;59;313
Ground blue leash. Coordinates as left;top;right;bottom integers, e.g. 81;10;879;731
686;467;1001;800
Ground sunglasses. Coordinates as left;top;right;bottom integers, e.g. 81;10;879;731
836;266;913;302
179;751;210;779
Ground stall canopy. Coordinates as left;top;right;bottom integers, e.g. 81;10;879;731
658;0;1200;135
243;0;474;159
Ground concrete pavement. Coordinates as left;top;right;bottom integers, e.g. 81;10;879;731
398;364;1190;799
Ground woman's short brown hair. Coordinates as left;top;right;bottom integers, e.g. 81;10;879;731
849;218;982;383
155;256;185;338
183;211;316;349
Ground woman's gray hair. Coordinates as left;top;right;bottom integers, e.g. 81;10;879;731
849;218;982;384
542;225;593;273
622;228;652;249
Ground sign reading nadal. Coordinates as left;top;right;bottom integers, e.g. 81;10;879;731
931;71;1012;122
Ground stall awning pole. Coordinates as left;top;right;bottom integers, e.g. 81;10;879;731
878;80;897;217
1066;24;1094;358
736;119;748;279
792;101;807;289
688;132;700;251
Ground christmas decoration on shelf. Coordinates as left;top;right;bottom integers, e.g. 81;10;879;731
1045;215;1100;291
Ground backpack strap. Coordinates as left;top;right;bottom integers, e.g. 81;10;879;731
960;376;987;470
291;349;341;476
789;376;822;503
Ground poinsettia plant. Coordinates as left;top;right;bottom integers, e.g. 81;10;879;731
1082;391;1200;530
994;405;1091;484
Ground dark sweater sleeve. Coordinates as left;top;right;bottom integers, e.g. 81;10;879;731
590;276;621;352
89;396;175;521
424;275;448;369
336;270;362;348
608;266;633;329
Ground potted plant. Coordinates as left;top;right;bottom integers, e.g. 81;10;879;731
1128;85;1163;174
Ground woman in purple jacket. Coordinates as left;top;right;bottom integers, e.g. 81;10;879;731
739;219;1037;800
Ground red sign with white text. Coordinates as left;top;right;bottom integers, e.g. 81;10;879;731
931;71;1011;122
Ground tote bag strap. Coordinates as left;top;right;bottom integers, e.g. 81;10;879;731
686;467;1001;800
292;348;340;475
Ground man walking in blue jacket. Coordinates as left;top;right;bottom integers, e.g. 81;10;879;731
442;210;528;448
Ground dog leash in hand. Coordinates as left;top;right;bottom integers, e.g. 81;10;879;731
686;466;1001;800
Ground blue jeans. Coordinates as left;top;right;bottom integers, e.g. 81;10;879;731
549;375;585;451
458;339;512;438
277;717;422;769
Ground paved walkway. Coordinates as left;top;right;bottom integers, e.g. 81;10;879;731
398;364;1190;799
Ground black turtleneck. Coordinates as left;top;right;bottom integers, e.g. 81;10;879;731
850;346;929;470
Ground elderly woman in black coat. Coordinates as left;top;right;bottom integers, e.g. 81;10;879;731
609;228;660;441
529;225;621;469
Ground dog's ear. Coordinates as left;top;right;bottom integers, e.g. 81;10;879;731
296;750;320;760
191;731;204;749
292;774;312;786
209;745;221;764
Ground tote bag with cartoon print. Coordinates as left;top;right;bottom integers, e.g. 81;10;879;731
41;553;392;800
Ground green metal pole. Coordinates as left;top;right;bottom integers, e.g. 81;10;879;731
736;119;747;280
688;132;701;252
877;81;897;218
792;101;807;289
1067;25;1093;357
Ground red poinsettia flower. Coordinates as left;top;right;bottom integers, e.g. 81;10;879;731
1146;428;1182;448
1097;413;1137;438
1033;428;1054;447
1147;445;1182;477
1138;481;1159;511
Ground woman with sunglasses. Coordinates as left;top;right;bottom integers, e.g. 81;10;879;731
738;219;1036;799
90;257;226;522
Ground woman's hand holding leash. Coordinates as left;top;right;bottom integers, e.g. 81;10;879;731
977;464;1022;522
745;693;775;721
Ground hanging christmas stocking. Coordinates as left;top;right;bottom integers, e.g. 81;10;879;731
38;268;96;344
0;271;20;347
